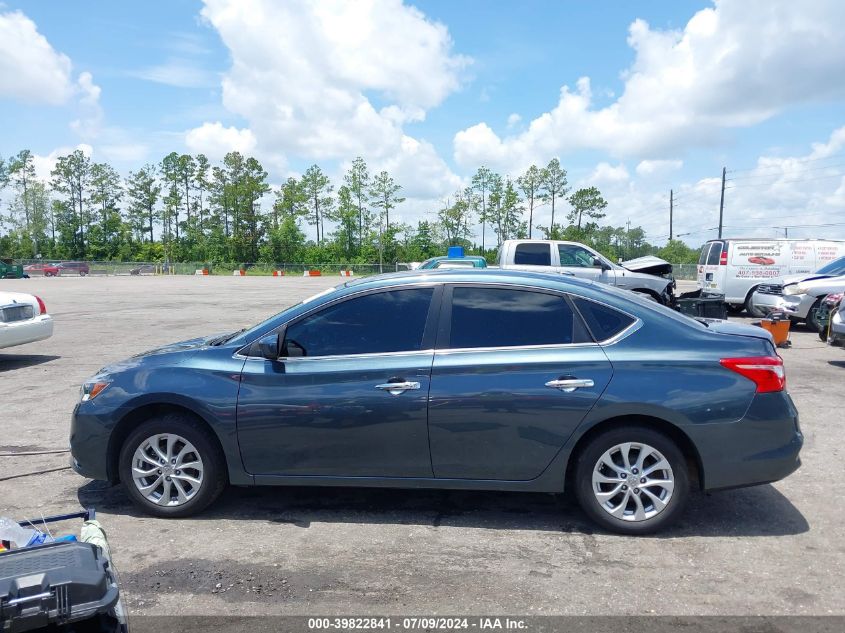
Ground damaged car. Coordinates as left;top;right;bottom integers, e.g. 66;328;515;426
497;239;675;304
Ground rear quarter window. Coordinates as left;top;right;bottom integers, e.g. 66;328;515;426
572;297;636;341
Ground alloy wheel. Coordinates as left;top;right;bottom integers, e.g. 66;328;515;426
591;442;674;522
131;433;204;507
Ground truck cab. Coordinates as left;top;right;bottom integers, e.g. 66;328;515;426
497;240;675;304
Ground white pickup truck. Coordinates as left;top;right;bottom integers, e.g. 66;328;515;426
497;239;676;304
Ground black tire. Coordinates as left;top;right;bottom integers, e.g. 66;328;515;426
806;298;823;333
727;304;744;315
79;271;87;277
745;289;766;318
119;414;227;518
574;425;690;535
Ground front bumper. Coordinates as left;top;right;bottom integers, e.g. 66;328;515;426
0;314;53;349
751;292;816;319
687;391;802;491
70;403;114;481
831;310;845;338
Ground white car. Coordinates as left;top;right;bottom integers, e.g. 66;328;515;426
751;256;845;321
751;275;845;331
0;291;53;349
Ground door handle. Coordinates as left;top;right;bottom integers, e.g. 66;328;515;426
375;381;420;395
545;378;594;393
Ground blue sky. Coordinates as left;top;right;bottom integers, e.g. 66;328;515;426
2;0;845;245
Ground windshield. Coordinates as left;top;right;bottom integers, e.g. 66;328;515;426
816;256;845;275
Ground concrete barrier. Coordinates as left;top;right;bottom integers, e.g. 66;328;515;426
339;270;353;277
303;270;322;277
272;270;285;277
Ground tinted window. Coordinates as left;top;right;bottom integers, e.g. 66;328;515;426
283;288;433;357
698;245;710;265
816;256;845;275
706;242;723;265
514;243;551;266
573;297;636;341
449;287;575;348
558;244;596;267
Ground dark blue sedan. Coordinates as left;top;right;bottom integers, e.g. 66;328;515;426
70;269;802;534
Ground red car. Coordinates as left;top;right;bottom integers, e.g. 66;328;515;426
25;262;90;276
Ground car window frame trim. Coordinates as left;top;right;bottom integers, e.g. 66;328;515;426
236;282;443;361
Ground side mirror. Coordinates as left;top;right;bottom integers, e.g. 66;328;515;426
258;334;281;361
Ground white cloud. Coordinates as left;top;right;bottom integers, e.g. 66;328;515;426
369;135;463;200
589;162;630;185
636;159;683;177
70;71;103;139
453;0;845;170
31;144;94;181
506;113;521;129
184;121;258;158
197;0;469;178
0;10;74;104
130;59;215;88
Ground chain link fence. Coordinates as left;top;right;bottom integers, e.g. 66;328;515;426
17;258;699;279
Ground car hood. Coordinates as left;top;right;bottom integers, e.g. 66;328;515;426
95;332;230;376
778;272;832;285
621;255;673;276
784;275;845;296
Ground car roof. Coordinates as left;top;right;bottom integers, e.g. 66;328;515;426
343;267;597;293
425;255;485;261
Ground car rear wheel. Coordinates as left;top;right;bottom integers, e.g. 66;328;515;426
574;426;689;535
119;414;227;518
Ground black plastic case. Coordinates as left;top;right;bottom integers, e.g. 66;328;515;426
0;541;125;632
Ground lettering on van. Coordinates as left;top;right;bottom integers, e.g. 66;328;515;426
731;243;781;265
734;267;785;279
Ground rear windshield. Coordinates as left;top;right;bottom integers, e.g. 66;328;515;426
698;245;710;265
706;242;723;265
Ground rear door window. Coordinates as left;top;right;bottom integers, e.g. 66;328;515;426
514;243;552;266
698;244;711;265
447;286;583;348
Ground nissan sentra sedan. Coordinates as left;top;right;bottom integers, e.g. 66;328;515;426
70;269;802;534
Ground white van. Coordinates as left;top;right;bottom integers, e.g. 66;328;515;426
696;238;845;313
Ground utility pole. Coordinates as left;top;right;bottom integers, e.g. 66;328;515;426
718;166;726;239
669;189;673;241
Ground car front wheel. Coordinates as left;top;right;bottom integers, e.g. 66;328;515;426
574;426;689;535
119;414;227;517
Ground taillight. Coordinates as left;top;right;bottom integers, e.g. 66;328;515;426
35;296;47;315
719;250;728;266
720;356;785;393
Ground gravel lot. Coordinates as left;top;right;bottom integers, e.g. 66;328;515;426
1;275;842;616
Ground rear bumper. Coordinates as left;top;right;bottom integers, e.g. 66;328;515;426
0;314;53;349
688;391;803;491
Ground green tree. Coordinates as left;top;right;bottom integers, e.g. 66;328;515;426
50;150;92;257
273;177;306;229
89;162;124;254
300;164;333;246
568;186;607;232
8;150;36;237
343;157;370;250
125;166;160;243
517;164;543;239
334;185;359;257
488;177;525;245
369;170;404;235
471;166;494;250
540;158;569;236
437;188;474;245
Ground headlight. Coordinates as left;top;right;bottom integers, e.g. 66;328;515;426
80;380;111;402
782;284;801;296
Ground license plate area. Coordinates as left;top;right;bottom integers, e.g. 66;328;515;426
1;303;34;323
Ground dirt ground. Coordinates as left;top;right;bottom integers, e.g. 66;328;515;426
1;275;843;616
